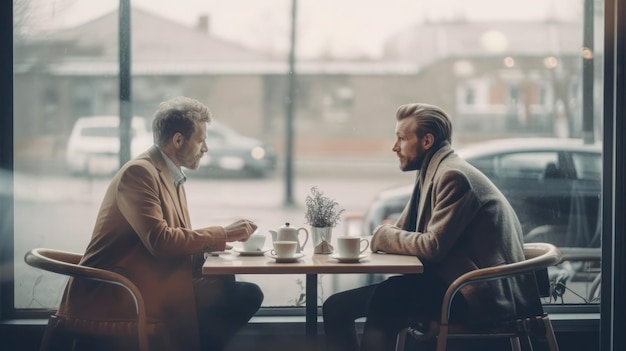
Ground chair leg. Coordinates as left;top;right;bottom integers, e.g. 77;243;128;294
542;315;560;351
435;325;449;351
510;336;522;351
396;328;408;351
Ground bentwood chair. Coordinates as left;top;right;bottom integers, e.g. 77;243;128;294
395;243;562;351
24;248;153;351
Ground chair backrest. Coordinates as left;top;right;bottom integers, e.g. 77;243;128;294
24;248;150;351
440;243;562;326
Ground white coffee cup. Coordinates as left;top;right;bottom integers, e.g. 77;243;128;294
242;233;267;252
271;241;298;258
336;236;369;258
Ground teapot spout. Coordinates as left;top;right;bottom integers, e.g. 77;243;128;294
269;230;277;242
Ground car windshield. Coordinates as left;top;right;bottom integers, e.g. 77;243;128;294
496;152;558;178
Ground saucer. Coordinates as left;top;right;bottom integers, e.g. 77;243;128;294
206;251;226;258
330;253;369;263
234;248;270;256
265;252;305;263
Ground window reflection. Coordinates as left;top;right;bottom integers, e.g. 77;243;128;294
13;0;603;310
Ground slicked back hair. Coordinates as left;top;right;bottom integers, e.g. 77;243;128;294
152;96;211;146
395;103;453;145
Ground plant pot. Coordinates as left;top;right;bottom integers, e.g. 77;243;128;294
311;226;334;254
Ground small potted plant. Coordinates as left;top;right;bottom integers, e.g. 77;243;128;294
305;186;344;254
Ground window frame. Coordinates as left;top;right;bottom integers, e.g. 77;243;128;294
1;0;15;321
1;4;624;351
600;1;626;350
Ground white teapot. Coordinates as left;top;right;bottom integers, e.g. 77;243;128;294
269;222;309;253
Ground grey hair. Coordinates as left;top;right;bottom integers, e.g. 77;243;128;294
152;96;211;146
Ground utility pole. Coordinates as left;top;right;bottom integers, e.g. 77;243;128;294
284;0;297;206
119;0;132;166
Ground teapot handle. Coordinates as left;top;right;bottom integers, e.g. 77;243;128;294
297;228;309;250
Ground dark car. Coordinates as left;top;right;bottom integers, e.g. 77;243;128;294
361;138;602;249
195;121;277;178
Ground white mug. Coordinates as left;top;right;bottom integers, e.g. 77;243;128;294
336;236;369;258
242;233;267;252
271;241;298;258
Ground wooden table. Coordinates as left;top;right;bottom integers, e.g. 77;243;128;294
202;249;423;339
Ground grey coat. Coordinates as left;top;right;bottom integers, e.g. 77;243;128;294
371;143;542;323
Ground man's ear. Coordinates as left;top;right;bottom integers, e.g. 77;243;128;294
422;133;435;150
172;132;184;149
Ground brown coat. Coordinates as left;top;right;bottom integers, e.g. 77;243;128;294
371;143;542;323
57;146;226;350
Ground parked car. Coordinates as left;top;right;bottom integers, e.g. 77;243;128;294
195;121;277;178
66;116;277;178
65;115;153;176
360;138;602;249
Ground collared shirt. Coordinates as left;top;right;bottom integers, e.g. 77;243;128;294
156;145;187;187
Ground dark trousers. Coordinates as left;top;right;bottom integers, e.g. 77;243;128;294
323;274;467;351
193;275;264;351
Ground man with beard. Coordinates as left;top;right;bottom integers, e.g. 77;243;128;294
57;96;263;351
322;103;541;351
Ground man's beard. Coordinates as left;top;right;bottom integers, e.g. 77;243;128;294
176;144;201;170
401;153;424;172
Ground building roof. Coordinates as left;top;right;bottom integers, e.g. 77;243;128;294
383;20;583;65
43;6;271;62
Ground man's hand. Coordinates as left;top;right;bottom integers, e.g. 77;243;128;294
224;219;258;242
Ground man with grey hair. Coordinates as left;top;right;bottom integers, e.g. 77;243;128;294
58;96;263;351
323;103;541;351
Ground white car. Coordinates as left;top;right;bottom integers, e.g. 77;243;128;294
65;115;153;176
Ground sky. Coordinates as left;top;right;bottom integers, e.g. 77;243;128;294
20;0;583;59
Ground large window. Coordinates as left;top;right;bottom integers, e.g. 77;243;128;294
7;0;607;315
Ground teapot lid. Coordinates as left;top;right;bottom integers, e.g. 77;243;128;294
280;222;296;230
